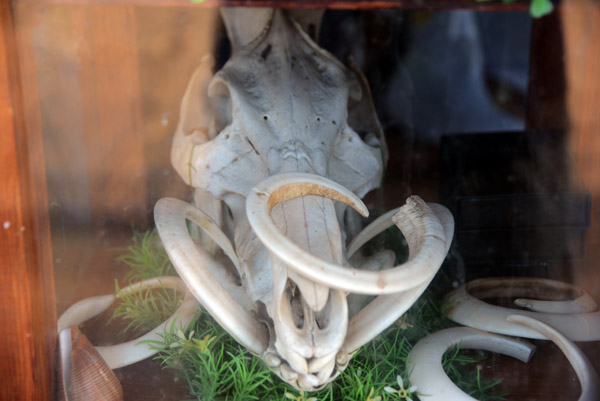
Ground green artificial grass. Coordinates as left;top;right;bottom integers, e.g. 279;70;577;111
115;228;176;281
112;227;510;401
110;280;183;337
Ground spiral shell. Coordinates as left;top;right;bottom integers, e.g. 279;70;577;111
58;326;123;401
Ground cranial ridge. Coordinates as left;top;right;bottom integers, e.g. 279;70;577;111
158;8;453;391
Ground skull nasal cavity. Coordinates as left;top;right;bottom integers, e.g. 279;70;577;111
286;283;304;329
285;281;333;330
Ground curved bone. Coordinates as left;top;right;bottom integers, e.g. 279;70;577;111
349;203;454;258
444;278;600;341
450;277;596;314
347;207;401;258
57;276;197;369
510;278;597;314
343;203;454;352
247;173;450;295
514;294;597;314
507;315;600;401
155;198;269;354
408;327;535;401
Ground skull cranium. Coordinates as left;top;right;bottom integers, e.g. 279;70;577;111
155;8;453;391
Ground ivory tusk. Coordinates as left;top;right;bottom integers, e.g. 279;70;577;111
514;294;597;314
408;327;535;401
247;173;452;295
344;282;430;352
348;202;454;258
57;276;198;369
343;203;454;351
444;278;600;341
507;315;600;401
509;278;596;314
155;198;269;355
347;207;401;258
247;172;369;218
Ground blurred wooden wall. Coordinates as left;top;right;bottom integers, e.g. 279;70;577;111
14;3;221;229
562;0;600;295
13;3;222;312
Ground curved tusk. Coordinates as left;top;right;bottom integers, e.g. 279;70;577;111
509;278;596;314
348;202;454;259
347;207;400;258
507;315;600;401
344;203;454;351
57;276;198;369
444;278;600;341
514;294;597;314
408;327;535;401
155;198;269;354
344;282;429;352
249;172;369;218
247;173;452;295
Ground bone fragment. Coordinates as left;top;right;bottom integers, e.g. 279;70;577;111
507;315;600;401
444;278;600;341
57;276;197;369
408;327;535;401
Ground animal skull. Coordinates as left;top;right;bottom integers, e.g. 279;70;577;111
155;8;453;391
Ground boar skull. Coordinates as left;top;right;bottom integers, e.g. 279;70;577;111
155;8;453;391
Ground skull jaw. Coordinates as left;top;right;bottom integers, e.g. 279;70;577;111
251;195;351;391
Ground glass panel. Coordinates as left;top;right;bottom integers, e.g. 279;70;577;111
15;3;600;400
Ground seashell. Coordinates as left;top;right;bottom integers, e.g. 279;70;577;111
58;326;123;401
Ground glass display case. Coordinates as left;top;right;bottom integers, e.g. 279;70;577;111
2;0;599;400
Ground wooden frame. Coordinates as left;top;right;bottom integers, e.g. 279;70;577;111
1;1;56;399
1;0;599;399
16;0;530;11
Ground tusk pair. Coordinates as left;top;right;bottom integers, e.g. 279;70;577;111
444;278;600;341
155;198;269;355
57;276;198;369
246;173;452;295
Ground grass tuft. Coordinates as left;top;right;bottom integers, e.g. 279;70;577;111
115;228;176;281
109;280;183;336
